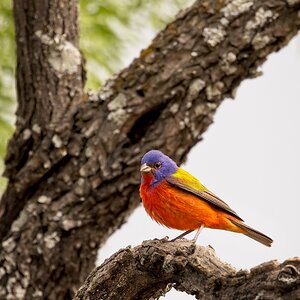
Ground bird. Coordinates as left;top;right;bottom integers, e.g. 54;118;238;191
139;150;273;247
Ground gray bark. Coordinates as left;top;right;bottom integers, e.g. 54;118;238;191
0;0;300;299
74;239;300;300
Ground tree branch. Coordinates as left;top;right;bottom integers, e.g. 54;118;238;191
1;0;300;299
74;239;300;300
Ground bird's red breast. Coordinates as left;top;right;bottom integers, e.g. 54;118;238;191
140;173;237;232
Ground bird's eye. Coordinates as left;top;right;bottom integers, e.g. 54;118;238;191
154;162;162;169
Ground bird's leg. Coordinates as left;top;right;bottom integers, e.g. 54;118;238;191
192;225;204;242
170;230;194;242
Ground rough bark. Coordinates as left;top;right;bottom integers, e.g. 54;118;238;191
0;0;300;299
0;0;85;239
74;239;300;300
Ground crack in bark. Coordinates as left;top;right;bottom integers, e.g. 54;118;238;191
126;102;169;145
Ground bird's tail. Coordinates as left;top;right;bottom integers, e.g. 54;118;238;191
230;219;273;247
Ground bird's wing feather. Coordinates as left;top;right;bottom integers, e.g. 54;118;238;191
166;168;243;221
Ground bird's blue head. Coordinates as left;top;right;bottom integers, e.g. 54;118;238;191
140;150;178;185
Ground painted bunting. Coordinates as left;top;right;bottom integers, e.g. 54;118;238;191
139;150;273;247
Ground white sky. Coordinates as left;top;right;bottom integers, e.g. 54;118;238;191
98;33;300;299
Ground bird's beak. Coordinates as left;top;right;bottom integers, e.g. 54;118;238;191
140;163;152;173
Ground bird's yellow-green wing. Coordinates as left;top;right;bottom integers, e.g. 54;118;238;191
166;167;243;221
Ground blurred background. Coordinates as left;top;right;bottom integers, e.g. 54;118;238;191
1;1;299;299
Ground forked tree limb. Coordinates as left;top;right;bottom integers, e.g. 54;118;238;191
1;0;300;299
74;239;300;300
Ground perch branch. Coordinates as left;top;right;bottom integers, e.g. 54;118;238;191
74;239;300;300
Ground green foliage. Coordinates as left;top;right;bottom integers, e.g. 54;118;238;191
80;0;193;90
0;0;192;194
0;0;15;150
0;0;15;194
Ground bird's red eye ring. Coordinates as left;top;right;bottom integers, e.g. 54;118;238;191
154;162;162;169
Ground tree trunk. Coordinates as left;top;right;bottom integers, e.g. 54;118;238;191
0;0;300;299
